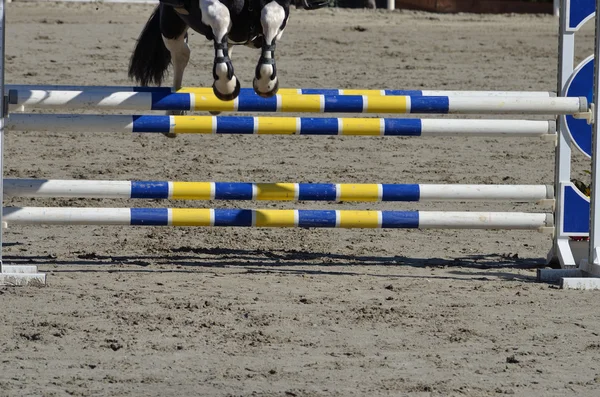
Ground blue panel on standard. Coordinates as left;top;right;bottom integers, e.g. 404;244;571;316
383;119;422;136
385;90;422;96
216;117;255;134
214;209;253;226
151;92;191;111
563;185;590;234
564;56;593;158
410;96;450;114
238;95;278;112
214;183;254;200
567;0;595;31
381;184;420;201
381;211;419;228
298;210;337;227
301;89;340;95
299;118;340;135
131;208;169;225
132;115;171;133
131;181;169;199
323;96;364;113
298;184;337;201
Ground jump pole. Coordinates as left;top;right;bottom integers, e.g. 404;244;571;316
4;179;555;203
6;114;556;137
7;89;587;114
5;84;557;97
2;207;554;230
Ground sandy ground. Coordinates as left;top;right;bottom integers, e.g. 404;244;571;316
1;2;600;396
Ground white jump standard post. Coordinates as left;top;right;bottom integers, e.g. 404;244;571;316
538;0;600;289
558;0;600;288
0;0;46;286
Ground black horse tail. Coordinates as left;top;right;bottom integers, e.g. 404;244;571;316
128;6;171;86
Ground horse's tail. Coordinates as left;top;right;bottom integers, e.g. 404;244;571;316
128;6;171;86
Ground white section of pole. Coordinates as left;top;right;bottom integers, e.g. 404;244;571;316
418;212;553;230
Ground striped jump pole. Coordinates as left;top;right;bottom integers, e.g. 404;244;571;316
4;179;555;203
8;89;587;115
2;207;554;230
5;84;557;97
6;114;556;137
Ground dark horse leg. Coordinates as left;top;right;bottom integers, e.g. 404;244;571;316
161;5;190;119
200;0;241;101
253;0;289;98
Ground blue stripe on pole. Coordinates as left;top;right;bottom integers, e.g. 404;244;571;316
132;115;171;133
381;184;420;201
383;119;422;136
216;117;255;134
238;95;278;112
385;90;422;96
323;96;364;113
133;87;172;93
381;211;419;228
151;93;191;111
299;118;339;135
214;209;253;226
131;208;169;225
239;88;260;96
301;89;340;95
298;183;337;201
410;96;450;113
131;181;170;199
298;210;337;228
214;183;254;200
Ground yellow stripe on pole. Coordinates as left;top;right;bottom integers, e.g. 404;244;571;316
177;88;213;94
193;94;236;112
279;95;322;112
173;116;213;134
338;184;380;201
171;182;213;200
366;96;409;113
254;209;296;227
255;183;297;201
171;209;213;226
340;118;382;136
338;210;380;228
256;117;298;134
342;89;382;96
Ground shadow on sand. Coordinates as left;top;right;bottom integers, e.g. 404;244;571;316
3;244;547;282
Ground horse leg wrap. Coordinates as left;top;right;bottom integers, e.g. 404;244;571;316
212;39;240;101
213;41;234;81
253;43;279;97
255;44;277;81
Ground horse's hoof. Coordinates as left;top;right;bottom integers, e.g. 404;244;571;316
162;132;178;139
213;79;241;101
209;111;222;115
253;77;279;98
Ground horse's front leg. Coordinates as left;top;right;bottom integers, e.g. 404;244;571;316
200;0;240;101
253;1;289;97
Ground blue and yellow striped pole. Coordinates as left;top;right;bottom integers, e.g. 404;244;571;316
9;89;586;114
3;207;553;230
4;179;554;203
7;114;555;137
